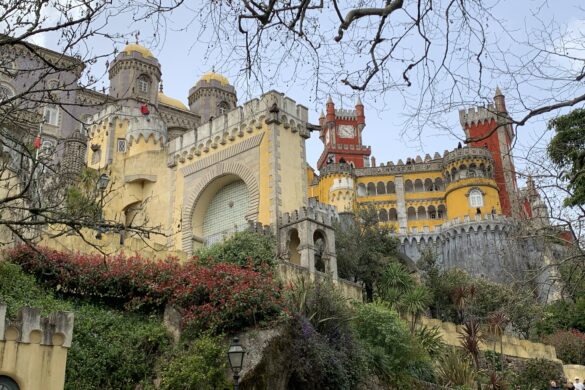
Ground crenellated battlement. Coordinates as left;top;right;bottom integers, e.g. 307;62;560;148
395;214;513;243
459;104;504;128
279;200;339;227
0;304;74;348
443;146;494;166
334;108;357;119
168;90;309;165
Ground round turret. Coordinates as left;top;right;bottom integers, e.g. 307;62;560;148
188;71;237;122
442;147;501;220
109;43;161;106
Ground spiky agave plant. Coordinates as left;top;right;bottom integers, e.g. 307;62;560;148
435;348;476;388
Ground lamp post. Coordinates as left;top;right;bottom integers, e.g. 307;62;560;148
95;173;109;240
227;336;245;390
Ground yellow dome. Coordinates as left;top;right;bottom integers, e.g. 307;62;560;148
199;71;230;85
158;92;188;111
122;43;154;58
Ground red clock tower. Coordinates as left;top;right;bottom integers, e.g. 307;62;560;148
317;96;371;170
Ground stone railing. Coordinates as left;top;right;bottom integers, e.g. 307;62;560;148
277;262;362;302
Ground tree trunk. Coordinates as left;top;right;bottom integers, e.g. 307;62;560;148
365;283;373;302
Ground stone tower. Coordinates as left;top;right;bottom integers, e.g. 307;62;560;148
188;72;237;123
317;96;370;170
60;129;87;181
108;43;162;107
459;88;519;217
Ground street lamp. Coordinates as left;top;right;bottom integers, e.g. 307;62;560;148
95;173;109;240
227;337;246;390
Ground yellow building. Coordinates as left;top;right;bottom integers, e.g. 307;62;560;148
2;41;553;289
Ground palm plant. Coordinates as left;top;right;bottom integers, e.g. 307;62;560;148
415;325;445;357
400;285;432;332
458;318;484;389
487;311;508;372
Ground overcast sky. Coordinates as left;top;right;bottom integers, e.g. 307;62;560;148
33;1;584;177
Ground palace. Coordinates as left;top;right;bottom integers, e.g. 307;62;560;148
0;41;556;293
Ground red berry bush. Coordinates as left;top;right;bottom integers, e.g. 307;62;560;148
5;246;284;334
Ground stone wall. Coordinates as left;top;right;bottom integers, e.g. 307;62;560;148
420;317;559;361
277;261;362;302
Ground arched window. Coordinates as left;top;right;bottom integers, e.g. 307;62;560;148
428;205;437;219
424;178;434;191
407;207;417;221
468;189;484;208
367;182;376;196
404;180;414;193
43;104;59;126
0;83;14;102
0;375;20;390
417;206;427;219
435;177;444;191
376;181;386;195
136;74;151;94
386;181;395;194
389;208;398;221
218;101;230;115
379;209;388;222
414;179;424;192
357;183;367;197
438;204;447;219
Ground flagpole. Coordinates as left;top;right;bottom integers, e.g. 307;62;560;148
35;122;42;159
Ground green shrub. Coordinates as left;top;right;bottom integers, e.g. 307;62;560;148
543;329;585;365
511;358;564;390
66;305;169;390
194;230;276;269
353;302;429;385
159;334;228;390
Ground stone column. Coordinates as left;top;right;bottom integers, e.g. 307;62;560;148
395;176;408;233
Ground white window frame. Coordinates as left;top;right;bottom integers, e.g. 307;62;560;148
469;189;484;208
43;105;59;126
117;138;127;153
137;75;150;94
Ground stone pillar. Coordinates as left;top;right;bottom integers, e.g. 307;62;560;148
395;176;408;233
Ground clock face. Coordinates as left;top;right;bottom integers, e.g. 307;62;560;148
338;125;355;138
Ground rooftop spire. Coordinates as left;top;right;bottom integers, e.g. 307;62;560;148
355;95;363;106
327;95;333;104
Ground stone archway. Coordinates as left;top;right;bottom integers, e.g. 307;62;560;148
182;162;259;253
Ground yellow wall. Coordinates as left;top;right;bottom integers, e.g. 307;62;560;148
0;304;73;390
445;178;500;220
278;124;306;215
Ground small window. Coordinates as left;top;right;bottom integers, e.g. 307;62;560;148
43;105;59;126
137;74;150;94
41;139;55;155
469;189;484;208
117;138;127;153
80;114;92;135
217;101;229;115
91;149;101;165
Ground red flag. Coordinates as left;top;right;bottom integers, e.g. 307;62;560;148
33;136;42;149
140;104;150;115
